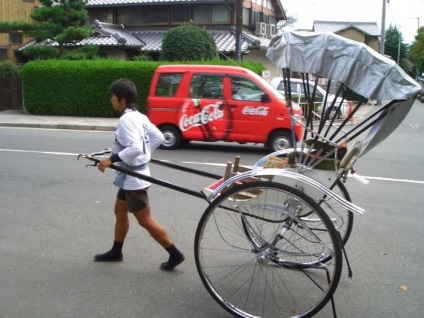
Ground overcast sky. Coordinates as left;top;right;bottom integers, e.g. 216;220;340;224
283;0;424;44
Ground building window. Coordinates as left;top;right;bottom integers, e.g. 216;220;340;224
127;7;169;26
242;7;250;26
127;8;149;26
251;10;260;27
193;5;230;24
117;9;126;25
98;9;114;24
171;7;191;24
150;7;169;24
10;33;23;44
0;49;7;61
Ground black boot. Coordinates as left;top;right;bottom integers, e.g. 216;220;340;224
94;241;123;262
160;244;184;271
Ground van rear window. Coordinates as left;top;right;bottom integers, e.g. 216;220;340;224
156;73;183;97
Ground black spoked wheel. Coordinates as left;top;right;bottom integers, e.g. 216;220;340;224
195;181;343;318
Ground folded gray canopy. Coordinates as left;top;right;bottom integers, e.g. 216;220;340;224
266;30;422;157
267;30;422;100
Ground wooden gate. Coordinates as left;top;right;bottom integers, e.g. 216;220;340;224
0;78;22;111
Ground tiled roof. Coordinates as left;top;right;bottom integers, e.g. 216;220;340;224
133;29;266;53
18;20;272;53
90;20;145;46
313;21;381;36
86;0;211;6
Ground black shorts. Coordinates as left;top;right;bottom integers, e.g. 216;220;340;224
117;188;149;213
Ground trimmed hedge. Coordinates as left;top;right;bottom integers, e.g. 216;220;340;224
22;60;160;117
22;59;266;117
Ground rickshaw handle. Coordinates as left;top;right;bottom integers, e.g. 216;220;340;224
77;150;207;200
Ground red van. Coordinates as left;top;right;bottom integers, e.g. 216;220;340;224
147;65;304;151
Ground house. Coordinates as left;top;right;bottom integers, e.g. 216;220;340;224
0;0;40;63
82;0;284;63
15;0;286;77
313;20;381;52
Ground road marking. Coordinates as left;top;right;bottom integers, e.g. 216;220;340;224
183;161;228;167
2;149;424;185
0;148;78;156
354;175;424;185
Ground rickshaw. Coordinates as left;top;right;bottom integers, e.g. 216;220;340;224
79;30;422;318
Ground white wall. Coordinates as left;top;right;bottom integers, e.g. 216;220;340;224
243;49;282;80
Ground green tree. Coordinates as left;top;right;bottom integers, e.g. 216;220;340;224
0;0;92;59
384;25;409;71
409;27;424;77
277;11;298;32
160;23;218;61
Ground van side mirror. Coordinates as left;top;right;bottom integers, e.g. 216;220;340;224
261;94;271;103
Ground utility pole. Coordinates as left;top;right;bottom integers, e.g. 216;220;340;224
380;0;388;55
413;17;420;29
378;0;388;106
397;29;401;64
235;0;243;64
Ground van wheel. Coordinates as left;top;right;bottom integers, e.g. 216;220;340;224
268;131;293;152
160;125;182;150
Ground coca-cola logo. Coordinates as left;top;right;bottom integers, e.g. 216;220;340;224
179;102;225;131
242;106;269;116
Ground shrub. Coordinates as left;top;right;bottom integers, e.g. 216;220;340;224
160;24;218;61
22;60;161;116
0;61;21;78
132;53;152;61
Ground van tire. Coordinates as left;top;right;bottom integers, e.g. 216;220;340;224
159;125;182;150
267;131;293;152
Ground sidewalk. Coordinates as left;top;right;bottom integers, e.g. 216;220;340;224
0;105;376;131
0;110;117;131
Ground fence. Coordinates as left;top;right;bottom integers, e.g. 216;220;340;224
299;101;349;120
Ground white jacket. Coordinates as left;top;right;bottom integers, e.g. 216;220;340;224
112;108;164;190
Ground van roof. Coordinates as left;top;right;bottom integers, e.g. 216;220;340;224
155;64;254;75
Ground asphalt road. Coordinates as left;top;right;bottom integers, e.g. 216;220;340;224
1;102;423;317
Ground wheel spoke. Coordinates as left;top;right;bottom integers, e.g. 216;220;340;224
195;181;342;318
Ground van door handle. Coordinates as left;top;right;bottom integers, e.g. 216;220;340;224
229;105;237;109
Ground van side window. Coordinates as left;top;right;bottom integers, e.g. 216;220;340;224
231;77;264;101
190;75;224;99
156;73;183;97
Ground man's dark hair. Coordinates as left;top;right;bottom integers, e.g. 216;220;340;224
110;79;138;110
